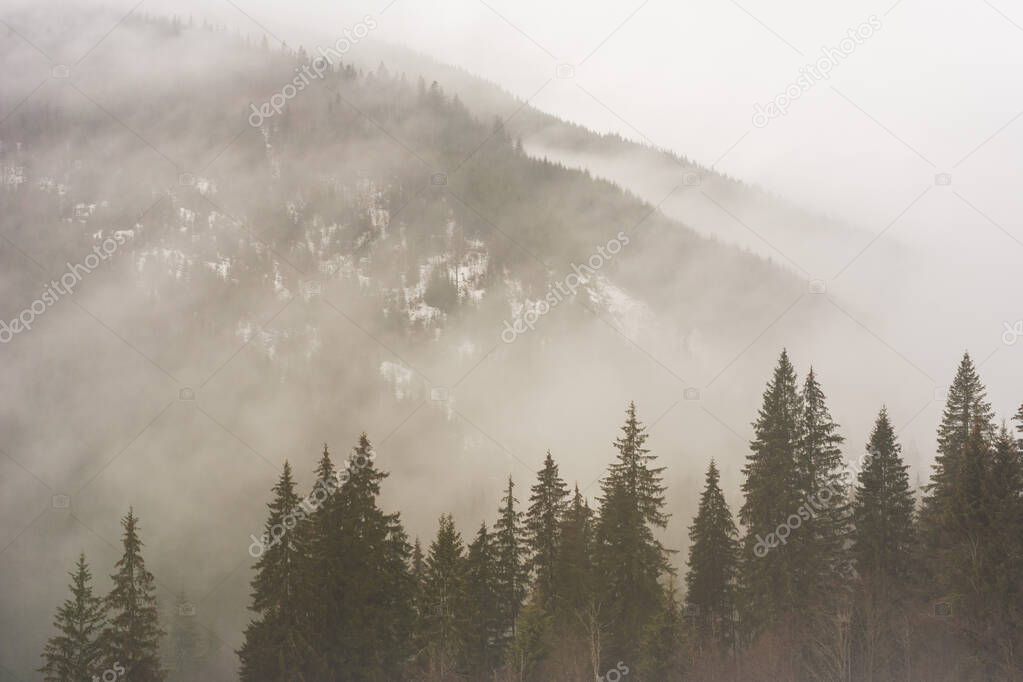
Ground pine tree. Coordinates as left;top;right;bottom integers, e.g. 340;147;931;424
685;460;738;651
594;401;671;665
739;350;803;635
460;523;502;677
638;582;686;681
850;408;916;681
795;368;851;616
526;451;569;610
303;443;340;679
421;514;465;678
852;408;915;587
922;352;994;532
982;426;1023;661
493;475;527;651
39;553;107;682
104;509;165;681
920;355;996;613
331;434;414;678
168;591;201;681
554;484;594;623
238;462;313;682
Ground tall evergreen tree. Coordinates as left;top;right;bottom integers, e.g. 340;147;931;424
553;484;594;623
638;582;686;681
460;522;502;677
238;462;313;682
795;369;851;616
526;451;569;609
685;460;738;650
739;350;803;635
493;475;527;650
330;434;415;679
850;408;916;681
922;352;995;532
39;553;107;682
168;591;202;681
104;509;165;681
594;401;671;665
981;426;1023;664
302;443;341;680
421;514;465;678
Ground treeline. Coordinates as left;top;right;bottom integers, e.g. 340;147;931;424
40;350;1023;680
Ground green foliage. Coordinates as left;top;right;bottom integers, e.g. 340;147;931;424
685;460;738;650
594;401;670;665
104;510;166;681
526;451;569;610
39;553;107;682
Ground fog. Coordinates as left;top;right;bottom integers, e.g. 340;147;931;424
1;0;1021;679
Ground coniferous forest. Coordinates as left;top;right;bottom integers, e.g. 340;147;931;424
5;5;1022;682
39;350;1023;681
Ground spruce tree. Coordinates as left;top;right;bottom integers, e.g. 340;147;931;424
460;522;502;677
850;408;916;681
795;368;851;616
638;582;686;681
594;401;670;665
739;350;803;635
493;475;527;650
331;434;414;678
104;509;165;681
920;355;996;619
852;408;915;587
421;514;465;678
238;462;313;682
685;460;738;650
303;443;340;679
553;484;594;623
982;426;1023;659
39;553;107;682
526;451;568;609
922;352;994;533
168;591;201;681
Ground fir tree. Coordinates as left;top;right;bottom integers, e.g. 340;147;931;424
526;451;569;609
168;591;202;681
739;350;803;635
493;475;527;650
638;582;686;681
104;509;165;681
238;462;313;682
852;408;915;588
554;484;594;623
850;408;916;681
303;443;340;679
594;401;670;665
685;460;738;650
331;434;414;679
460;522;502;677
795;368;851;616
923;352;994;531
39;553;107;682
421;514;465;678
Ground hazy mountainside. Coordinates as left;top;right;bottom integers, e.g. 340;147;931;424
345;40;896;280
0;13;819;679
